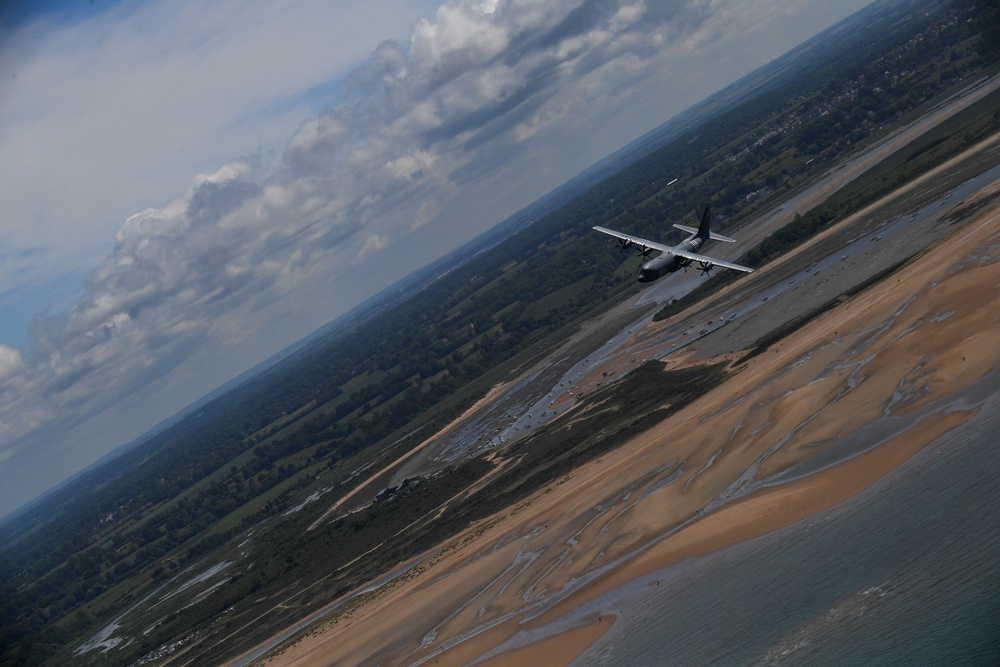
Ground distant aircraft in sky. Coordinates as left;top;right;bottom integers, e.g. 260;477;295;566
594;205;754;282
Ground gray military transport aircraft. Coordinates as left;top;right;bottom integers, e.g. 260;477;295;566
594;205;754;282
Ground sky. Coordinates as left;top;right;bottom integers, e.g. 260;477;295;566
0;0;874;518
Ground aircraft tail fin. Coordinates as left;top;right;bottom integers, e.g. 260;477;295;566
672;205;736;242
697;205;712;238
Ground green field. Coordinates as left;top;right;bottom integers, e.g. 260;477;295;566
3;3;997;665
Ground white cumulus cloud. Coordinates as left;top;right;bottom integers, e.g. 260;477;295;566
0;0;873;515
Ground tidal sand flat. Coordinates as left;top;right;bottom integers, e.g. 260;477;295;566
256;178;1000;666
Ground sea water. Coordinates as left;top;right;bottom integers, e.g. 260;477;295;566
579;394;1000;666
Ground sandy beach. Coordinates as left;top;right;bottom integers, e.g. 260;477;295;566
250;151;1000;666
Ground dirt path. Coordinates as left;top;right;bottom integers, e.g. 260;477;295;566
243;77;1000;667
266;194;1000;667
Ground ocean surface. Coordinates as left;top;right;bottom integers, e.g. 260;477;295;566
578;388;1000;666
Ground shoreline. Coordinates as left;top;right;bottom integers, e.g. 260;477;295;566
265;199;1000;665
470;195;1000;666
253;114;1000;667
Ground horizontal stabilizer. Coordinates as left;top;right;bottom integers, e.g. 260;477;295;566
672;224;736;242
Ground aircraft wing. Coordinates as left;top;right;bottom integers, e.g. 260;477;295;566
592;226;673;253
593;225;754;273
669;246;755;273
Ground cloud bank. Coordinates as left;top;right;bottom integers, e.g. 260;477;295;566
0;0;871;515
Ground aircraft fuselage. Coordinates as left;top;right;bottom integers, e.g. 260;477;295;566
636;237;703;282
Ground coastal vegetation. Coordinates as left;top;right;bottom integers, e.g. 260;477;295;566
1;1;998;664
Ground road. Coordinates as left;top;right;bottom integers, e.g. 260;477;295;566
397;76;1000;476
